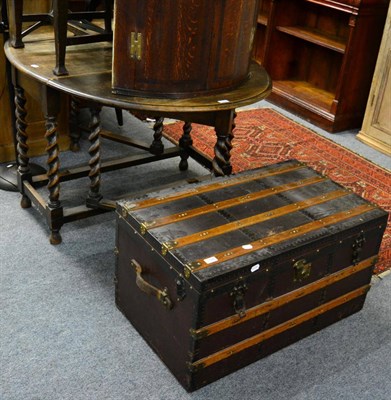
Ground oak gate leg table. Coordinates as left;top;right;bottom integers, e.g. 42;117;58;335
4;38;272;244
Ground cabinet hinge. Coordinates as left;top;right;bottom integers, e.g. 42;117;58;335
130;32;142;61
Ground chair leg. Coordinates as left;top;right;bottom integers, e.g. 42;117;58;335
6;0;24;48
87;0;112;33
103;0;113;32
52;0;69;76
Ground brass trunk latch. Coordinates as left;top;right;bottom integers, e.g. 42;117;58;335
352;232;366;265
130;32;142;61
230;282;248;318
176;277;186;302
293;259;312;282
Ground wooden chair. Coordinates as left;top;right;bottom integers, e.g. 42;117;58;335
6;0;113;75
4;1;132;161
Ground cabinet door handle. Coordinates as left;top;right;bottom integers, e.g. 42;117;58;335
130;259;173;310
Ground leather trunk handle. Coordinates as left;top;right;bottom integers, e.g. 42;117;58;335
130;259;173;310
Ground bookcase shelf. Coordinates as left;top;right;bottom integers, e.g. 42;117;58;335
258;15;268;26
273;80;335;114
276;26;346;53
253;0;388;132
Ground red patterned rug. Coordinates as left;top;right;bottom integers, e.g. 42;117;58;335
163;108;390;274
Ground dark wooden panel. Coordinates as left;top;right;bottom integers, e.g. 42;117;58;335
112;0;259;98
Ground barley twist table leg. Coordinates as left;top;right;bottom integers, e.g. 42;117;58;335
213;135;231;176
212;110;235;176
45;114;63;244
45;116;61;209
150;116;164;155
227;111;237;154
179;122;193;171
14;85;31;208
87;106;103;204
15;86;28;173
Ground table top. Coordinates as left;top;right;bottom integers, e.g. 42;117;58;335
4;37;272;113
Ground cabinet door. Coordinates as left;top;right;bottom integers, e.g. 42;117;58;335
358;6;391;156
112;0;213;95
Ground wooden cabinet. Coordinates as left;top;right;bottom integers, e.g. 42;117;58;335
112;0;259;98
357;3;391;156
253;0;388;132
0;0;69;163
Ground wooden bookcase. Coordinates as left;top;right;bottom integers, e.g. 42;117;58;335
253;0;388;132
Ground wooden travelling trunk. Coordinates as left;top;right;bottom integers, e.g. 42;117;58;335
112;0;259;98
115;160;388;392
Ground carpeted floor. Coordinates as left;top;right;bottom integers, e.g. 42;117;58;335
163;108;391;274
